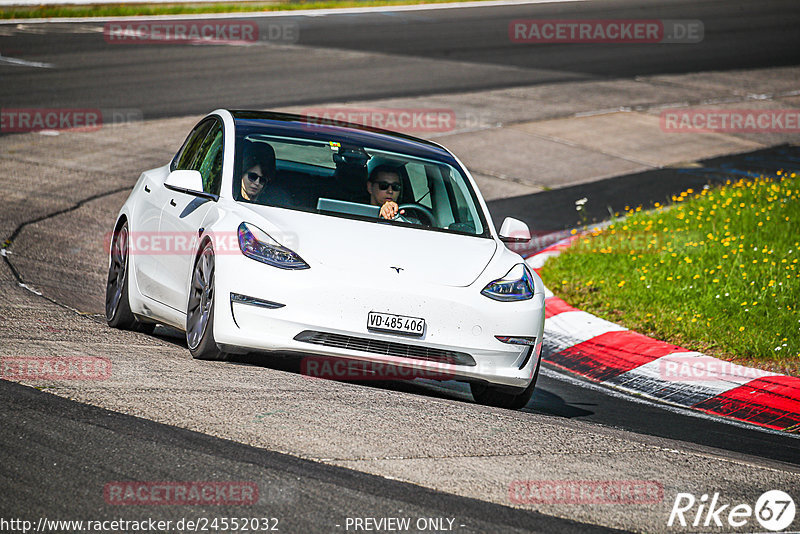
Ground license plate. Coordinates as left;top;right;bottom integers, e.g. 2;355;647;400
367;311;425;337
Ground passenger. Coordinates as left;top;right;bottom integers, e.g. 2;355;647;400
239;141;291;206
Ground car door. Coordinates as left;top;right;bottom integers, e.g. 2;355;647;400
130;166;169;301
134;119;214;304
158;118;224;312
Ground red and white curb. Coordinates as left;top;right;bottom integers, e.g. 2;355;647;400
526;236;800;433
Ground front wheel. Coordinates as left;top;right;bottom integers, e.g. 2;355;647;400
186;242;226;361
470;356;541;410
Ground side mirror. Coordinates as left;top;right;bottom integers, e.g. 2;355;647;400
164;170;217;200
499;217;531;243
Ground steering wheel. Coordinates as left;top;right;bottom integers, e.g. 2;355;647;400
398;203;438;227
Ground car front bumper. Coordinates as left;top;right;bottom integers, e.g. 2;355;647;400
213;255;545;390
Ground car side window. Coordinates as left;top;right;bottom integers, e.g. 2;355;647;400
406;162;433;208
445;169;482;234
194;122;224;196
172;119;214;172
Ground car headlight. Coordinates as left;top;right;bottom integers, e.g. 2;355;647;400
238;222;309;270
481;263;534;301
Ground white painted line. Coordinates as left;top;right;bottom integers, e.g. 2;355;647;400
605;352;754;407
18;283;42;295
617;352;778;394
543;310;627;354
0;54;53;68
0;0;586;24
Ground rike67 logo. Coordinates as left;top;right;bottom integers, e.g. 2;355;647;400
668;490;796;531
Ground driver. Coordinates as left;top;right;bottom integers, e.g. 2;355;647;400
367;164;407;220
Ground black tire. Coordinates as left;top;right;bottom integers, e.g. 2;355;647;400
186;241;226;361
470;353;541;410
105;221;155;334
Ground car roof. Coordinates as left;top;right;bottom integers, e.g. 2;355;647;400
230;110;457;163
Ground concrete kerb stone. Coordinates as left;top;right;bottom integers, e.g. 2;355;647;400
525;236;800;434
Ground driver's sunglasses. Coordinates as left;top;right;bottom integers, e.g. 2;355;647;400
375;181;402;192
246;171;267;185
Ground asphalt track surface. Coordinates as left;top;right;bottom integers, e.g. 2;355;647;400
2;0;800;531
0;379;620;533
0;0;799;118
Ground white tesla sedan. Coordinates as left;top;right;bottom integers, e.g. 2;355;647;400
106;109;545;409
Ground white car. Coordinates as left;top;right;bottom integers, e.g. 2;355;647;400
106;109;545;409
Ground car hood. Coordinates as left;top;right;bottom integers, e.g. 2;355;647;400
239;206;497;287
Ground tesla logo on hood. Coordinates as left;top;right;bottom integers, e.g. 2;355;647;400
390;266;403;273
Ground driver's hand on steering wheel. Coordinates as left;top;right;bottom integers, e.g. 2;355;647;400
379;200;405;220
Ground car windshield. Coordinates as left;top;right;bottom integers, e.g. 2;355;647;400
232;124;488;237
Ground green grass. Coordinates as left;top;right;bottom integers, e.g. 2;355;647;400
1;0;484;20
541;171;800;376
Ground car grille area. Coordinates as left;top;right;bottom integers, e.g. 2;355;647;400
293;330;476;367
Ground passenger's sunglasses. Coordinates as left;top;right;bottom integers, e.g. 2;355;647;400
374;181;402;192
246;172;267;185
